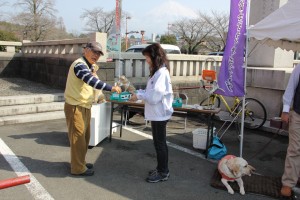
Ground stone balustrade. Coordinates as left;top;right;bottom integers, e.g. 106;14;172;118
108;52;223;82
1;35;300;119
21;32;108;62
22;38;88;55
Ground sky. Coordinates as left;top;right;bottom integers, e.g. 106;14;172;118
2;0;230;38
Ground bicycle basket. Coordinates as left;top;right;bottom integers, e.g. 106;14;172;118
202;57;217;82
202;70;216;81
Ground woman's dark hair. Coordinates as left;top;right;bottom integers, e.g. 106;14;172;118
142;43;169;77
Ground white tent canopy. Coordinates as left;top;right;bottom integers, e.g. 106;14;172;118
248;0;300;51
238;0;300;156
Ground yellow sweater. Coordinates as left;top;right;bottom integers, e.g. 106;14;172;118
64;57;99;109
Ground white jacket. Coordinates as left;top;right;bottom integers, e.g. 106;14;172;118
136;67;173;121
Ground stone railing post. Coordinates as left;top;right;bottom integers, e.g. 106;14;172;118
0;41;22;53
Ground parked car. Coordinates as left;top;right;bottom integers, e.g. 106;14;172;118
126;44;181;54
208;52;224;56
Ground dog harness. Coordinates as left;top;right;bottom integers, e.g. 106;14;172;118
218;155;237;181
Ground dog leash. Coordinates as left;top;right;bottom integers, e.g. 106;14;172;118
247;128;282;160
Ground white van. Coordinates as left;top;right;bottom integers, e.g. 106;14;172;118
161;44;181;54
126;44;181;54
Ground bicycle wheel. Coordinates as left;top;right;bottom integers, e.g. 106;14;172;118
236;98;267;130
200;95;221;108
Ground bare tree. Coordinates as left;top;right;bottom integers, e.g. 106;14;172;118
171;17;213;54
81;8;115;33
46;17;74;40
200;11;229;52
0;1;8;19
13;0;58;41
170;10;229;54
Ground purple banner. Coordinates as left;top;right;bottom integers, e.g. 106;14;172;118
216;0;247;97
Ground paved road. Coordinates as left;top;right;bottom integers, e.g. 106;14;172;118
0;113;290;200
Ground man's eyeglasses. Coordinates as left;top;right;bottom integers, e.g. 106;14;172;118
88;48;102;56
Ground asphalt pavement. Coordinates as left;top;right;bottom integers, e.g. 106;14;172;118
0;112;292;200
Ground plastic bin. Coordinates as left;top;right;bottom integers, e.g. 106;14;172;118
192;127;215;150
192;128;208;150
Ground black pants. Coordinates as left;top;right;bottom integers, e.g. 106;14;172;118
151;120;169;174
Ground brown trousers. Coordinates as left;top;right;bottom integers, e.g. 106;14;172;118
64;103;91;174
282;110;300;187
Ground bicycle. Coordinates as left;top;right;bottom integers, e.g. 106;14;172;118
199;57;267;131
199;85;267;130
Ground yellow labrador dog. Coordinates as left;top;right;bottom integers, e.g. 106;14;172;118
218;155;255;195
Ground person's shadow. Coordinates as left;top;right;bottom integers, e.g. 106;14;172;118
5;131;70;178
9;131;69;147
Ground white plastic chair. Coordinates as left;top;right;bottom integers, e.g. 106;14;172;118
179;93;188;131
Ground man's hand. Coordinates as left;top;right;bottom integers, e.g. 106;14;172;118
281;112;289;124
129;93;138;102
111;86;121;93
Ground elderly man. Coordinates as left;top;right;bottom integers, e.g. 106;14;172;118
64;41;121;176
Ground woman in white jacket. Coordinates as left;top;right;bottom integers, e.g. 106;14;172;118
130;43;174;183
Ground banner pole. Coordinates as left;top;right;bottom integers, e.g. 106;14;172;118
240;0;251;157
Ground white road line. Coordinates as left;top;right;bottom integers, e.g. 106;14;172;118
123;126;217;163
0;138;54;200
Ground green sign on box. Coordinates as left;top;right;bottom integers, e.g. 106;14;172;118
110;92;132;102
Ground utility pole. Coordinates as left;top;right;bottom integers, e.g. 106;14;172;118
168;23;173;35
125;16;131;49
141;30;145;44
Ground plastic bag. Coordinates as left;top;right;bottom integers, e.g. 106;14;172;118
207;136;227;160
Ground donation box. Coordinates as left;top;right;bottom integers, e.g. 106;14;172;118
89;102;112;146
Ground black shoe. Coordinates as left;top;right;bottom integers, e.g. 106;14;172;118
148;169;157;176
146;171;169;183
86;163;93;169
72;168;94;176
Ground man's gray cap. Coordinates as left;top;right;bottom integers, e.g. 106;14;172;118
85;41;104;55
